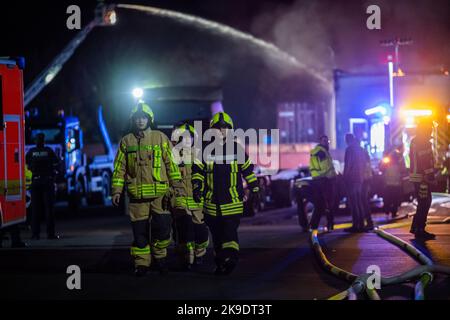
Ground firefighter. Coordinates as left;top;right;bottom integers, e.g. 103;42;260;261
170;123;209;270
25;133;60;240
409;120;436;240
111;102;185;276
380;146;407;218
192;112;259;275
309;135;337;231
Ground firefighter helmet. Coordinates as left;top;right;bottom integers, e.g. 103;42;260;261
210;112;233;129
130;102;154;124
172;122;197;143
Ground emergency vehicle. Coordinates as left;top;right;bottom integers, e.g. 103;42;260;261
25;106;115;209
0;57;27;229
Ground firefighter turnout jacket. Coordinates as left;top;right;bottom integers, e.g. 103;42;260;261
192;140;259;216
174;152;204;211
112;128;183;200
409;137;435;184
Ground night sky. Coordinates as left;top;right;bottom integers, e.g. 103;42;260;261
1;0;448;143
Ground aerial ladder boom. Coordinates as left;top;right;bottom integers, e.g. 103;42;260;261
24;2;116;107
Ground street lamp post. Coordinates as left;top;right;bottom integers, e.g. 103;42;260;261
380;38;413;149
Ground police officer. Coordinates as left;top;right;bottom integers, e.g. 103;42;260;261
409;120;436;240
309;135;337;231
111;102;185;276
170;123;209;270
25;133;60;240
192;112;259;275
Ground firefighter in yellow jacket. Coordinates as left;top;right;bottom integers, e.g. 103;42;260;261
111;102;184;276
409;120;436;240
192;112;259;275
170;123;209;270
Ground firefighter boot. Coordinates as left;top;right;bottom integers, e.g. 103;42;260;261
134;266;149;277
155;258;169;275
131;219;152;273
151;213;172;275
193;220;209;266
415;230;436;240
222;258;237;275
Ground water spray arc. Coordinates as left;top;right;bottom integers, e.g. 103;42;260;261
117;3;331;87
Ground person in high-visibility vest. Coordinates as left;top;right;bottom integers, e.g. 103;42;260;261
409;120;436;240
192;112;259;275
170;123;209;270
309;135;337;231
111;102;185;276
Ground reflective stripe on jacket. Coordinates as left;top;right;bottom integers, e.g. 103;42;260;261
192;141;258;216
111;128;182;199
174;152;204;210
409;138;435;183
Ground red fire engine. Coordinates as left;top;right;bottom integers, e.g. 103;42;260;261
0;57;26;229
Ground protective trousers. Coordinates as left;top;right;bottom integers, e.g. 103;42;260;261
173;209;209;264
412;183;432;232
205;210;240;268
129;197;172;267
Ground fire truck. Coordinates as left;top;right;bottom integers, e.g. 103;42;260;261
0;57;27;230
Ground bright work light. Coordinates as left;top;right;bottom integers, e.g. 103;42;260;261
132;87;144;99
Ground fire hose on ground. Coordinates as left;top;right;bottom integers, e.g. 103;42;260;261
311;226;450;300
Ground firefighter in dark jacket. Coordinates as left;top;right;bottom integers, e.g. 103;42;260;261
25;133;60;240
192;112;259;275
170;123;209;270
409;120;436;240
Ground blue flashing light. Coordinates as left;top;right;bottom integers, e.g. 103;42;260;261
365;105;387;116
